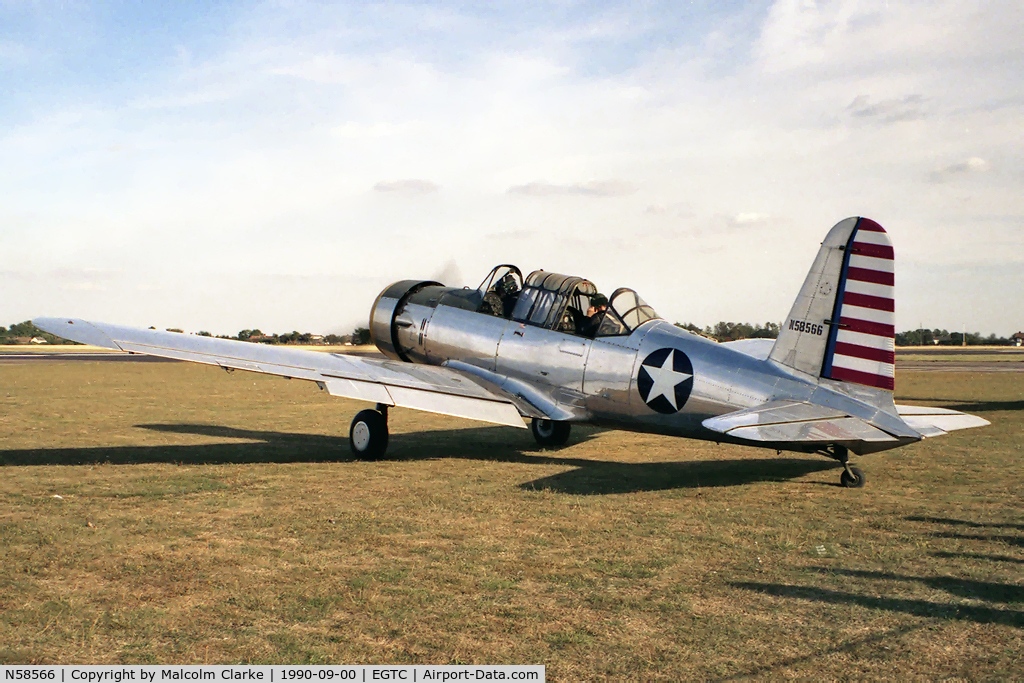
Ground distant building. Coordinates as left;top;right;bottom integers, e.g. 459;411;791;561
1013;332;1024;347
30;337;48;344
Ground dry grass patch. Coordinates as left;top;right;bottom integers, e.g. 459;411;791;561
1;362;1021;678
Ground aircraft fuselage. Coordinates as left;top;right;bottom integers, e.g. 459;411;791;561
368;279;890;452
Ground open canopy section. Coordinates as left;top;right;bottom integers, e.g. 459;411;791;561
507;270;660;337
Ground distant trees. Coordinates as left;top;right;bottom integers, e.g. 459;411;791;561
674;321;780;342
233;328;353;345
895;328;1013;346
352;327;372;345
0;320;76;345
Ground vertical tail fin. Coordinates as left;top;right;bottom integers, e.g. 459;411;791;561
769;217;895;392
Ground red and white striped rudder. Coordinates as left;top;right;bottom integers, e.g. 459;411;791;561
821;218;895;390
769;217;896;395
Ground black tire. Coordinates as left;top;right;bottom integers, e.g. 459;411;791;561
531;418;571;447
349;409;389;460
840;466;865;488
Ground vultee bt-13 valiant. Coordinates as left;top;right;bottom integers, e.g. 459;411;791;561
36;217;988;488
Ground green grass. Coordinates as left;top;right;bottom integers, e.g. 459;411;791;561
1;361;1021;678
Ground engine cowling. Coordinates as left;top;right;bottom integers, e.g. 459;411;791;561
369;280;443;361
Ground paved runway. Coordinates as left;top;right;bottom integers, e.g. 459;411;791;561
896;361;1024;373
0;352;179;363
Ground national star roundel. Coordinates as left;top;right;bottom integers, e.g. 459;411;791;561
636;348;694;414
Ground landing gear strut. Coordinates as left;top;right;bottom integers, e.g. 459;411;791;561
824;444;865;488
349;403;390;460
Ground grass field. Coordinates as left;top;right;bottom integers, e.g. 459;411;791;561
1;361;1021;678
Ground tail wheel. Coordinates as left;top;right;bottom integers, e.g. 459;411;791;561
531;418;571;447
350;409;389;460
840;466;865;488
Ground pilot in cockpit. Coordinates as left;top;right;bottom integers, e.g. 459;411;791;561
579;293;608;338
482;273;520;318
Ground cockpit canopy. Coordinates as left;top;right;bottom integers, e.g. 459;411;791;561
477;265;660;338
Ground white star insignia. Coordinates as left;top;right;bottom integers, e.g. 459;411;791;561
643;350;693;410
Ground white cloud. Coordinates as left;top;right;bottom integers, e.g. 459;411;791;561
507;180;637;197
373;179;440;193
931;156;990;181
731;212;771;226
846;94;927;124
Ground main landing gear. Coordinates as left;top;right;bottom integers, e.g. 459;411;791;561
823;444;865;488
531;418;571;447
349;403;390;460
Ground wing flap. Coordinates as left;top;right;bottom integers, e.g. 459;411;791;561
35;318;527;429
322;378;394;405
384;386;526;427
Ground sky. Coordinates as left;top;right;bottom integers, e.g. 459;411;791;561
2;0;1022;337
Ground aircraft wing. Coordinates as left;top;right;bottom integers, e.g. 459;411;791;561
701;400;900;444
894;404;991;437
33;318;527;429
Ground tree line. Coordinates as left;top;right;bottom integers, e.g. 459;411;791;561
233;327;372;345
0;321;77;345
674;321;780;342
0;321;375;346
894;328;1019;346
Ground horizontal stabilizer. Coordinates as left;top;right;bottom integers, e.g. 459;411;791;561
895;404;990;437
703;399;898;444
720;338;774;360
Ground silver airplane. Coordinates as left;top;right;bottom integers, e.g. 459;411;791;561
35;217;988;488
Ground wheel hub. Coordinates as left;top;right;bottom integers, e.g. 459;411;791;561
352;421;371;451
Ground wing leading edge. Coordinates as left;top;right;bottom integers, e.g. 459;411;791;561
33;318;527;429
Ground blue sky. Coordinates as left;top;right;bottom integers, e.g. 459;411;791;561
2;0;1022;336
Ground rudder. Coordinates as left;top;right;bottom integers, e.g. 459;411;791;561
769;217;895;392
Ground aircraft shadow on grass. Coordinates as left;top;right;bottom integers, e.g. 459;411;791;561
733;516;1024;629
732;577;1024;628
930;551;1024;565
0;422;839;495
907;516;1024;550
819;568;1024;605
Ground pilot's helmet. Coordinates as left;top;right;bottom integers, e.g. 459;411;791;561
591;293;608;309
498;274;519;295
